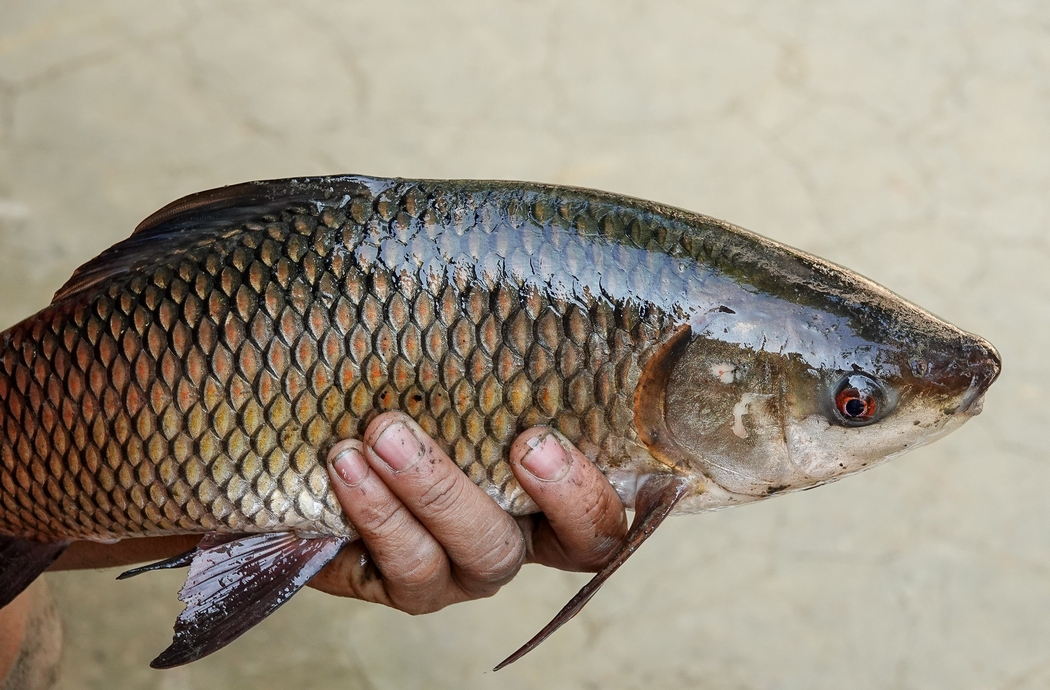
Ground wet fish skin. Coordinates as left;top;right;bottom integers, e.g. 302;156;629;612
0;177;687;542
0;175;1000;667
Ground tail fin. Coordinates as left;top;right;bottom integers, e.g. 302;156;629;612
0;536;68;609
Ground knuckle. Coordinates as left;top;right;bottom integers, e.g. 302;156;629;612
414;469;466;516
395;542;447;591
456;581;502;601
388;550;455;615
453;526;525;596
356;500;410;540
401;599;446;616
472;537;525;587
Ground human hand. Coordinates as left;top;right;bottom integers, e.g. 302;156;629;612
50;410;628;617
308;411;628;614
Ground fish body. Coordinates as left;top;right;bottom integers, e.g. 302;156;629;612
0;176;1000;667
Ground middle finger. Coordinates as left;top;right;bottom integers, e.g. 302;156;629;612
363;412;526;596
324;439;452;611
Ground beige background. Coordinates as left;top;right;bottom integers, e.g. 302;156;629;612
0;2;1046;688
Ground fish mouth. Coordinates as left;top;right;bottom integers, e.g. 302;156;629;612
961;391;986;416
956;339;1001;416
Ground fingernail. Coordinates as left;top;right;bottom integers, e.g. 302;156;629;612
520;432;571;482
370;421;424;472
330;447;369;487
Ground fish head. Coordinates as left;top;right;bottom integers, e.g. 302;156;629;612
785;323;1000;478
643;251;1001;512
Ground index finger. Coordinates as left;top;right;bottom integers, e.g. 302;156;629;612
362;412;526;591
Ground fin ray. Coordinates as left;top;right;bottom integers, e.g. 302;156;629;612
116;534;247;580
150;532;347;669
117;549;197;580
493;474;692;671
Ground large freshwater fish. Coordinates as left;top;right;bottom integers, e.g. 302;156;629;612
0;176;999;669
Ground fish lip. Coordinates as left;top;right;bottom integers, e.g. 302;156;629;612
957;382;987;416
976;337;1003;386
962;393;985;416
956;340;1001;416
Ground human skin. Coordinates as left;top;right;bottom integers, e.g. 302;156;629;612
0;587;31;681
0;581;62;690
311;412;629;611
1;414;625;682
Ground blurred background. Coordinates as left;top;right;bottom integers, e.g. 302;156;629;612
0;1;1047;688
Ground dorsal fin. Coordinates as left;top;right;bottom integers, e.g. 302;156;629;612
52;175;385;304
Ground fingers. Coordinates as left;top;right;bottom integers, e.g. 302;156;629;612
313;412;626;613
510;428;628;572
315;437;447;610
361;414;524;589
314;412;525;612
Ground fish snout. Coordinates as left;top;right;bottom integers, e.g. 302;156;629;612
956;338;1001;416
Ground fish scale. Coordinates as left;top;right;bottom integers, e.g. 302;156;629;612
0;175;1000;669
0;178;679;543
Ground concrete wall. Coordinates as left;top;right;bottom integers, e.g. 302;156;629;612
0;2;1046;688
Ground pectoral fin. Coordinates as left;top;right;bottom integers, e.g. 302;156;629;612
0;536;68;609
494;473;692;671
151;532;348;669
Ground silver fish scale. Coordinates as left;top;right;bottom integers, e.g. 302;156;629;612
0;179;688;543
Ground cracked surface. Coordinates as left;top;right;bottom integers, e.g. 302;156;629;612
0;1;1045;689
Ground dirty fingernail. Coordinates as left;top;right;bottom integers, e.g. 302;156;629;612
330;447;369;487
520;433;571;482
371;422;424;472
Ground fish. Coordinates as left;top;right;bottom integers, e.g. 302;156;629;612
0;175;1000;670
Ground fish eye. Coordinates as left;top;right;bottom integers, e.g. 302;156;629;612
831;374;886;426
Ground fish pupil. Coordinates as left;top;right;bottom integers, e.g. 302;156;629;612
832;373;884;424
844;397;866;417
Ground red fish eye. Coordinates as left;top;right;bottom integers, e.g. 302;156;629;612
835;387;877;420
830;373;887;426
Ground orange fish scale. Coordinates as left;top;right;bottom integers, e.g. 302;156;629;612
0;179;682;541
